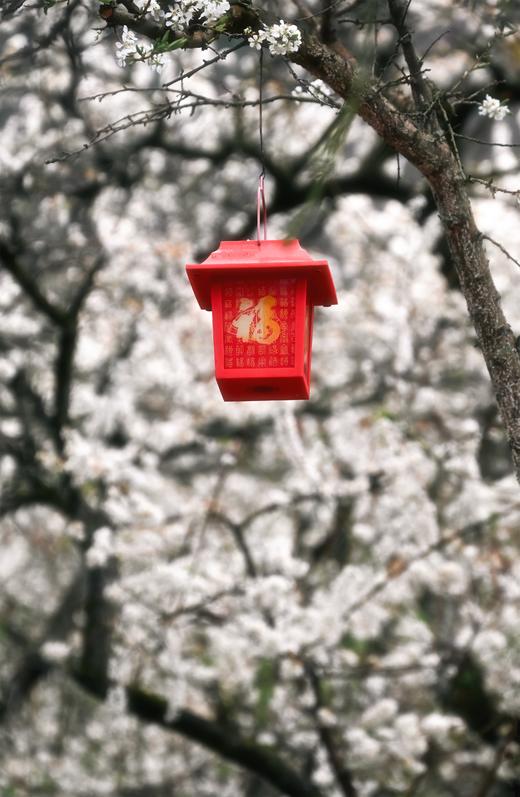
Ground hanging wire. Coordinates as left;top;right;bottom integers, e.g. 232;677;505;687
257;46;268;243
257;174;267;244
258;46;266;179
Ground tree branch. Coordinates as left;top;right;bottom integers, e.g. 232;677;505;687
387;0;434;117
54;255;105;448
0;239;66;326
306;664;357;797
0;572;85;723
124;685;324;797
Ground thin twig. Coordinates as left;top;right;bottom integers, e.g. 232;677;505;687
46;93;336;164
454;133;520;149
481;234;520;269
467;175;520;199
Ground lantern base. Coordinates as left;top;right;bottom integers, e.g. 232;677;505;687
216;374;310;402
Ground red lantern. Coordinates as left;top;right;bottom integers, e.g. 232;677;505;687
186;239;337;401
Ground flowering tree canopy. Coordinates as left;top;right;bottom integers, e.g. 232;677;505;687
1;1;520;796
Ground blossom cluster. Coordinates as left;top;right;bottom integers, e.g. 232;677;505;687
134;0;163;22
86;527;114;568
478;94;511;121
164;0;230;28
115;7;300;72
246;20;302;56
115;25;165;72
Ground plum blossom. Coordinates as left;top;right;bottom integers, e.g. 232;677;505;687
116;0;233;71
202;0;230;21
134;0;164;21
478;95;511;121
317;707;338;727
86;527;114;568
115;26;138;68
115;23;166;73
345;727;382;766
361;699;399;729
164;0;230;28
147;52;166;73
421;713;465;742
164;2;198;29
246;21;302;56
41;641;71;663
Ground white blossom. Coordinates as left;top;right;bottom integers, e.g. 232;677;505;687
106;686;127;714
421;713;465;739
345;728;382;766
246;21;302;56
478;95;511;121
135;0;164;21
86;527;114;568
115;25;138;68
313;762;334;786
164;0;230;29
146;51;166;73
246;29;267;50
265;20;302;55
473;628;508;660
201;0;230;22
392;713;428;759
361;699;399;729
41;641;71;663
317;707;338;727
114;22;168;72
164;2;197;29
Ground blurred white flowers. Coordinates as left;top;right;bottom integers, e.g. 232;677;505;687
86;527;115;568
41;641;71;663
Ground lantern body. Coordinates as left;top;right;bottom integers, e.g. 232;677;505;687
186;240;337;401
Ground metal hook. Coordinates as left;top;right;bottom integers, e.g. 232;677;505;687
257;174;267;244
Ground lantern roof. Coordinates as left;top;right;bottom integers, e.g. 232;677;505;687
187;239;337;311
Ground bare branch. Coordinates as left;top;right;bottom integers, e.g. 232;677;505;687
481;234;520;270
387;0;434;117
454;133;520;148
468;175;520;199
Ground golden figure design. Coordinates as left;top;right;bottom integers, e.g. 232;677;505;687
229;295;281;345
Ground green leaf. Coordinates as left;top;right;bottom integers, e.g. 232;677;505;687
164;36;190;52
